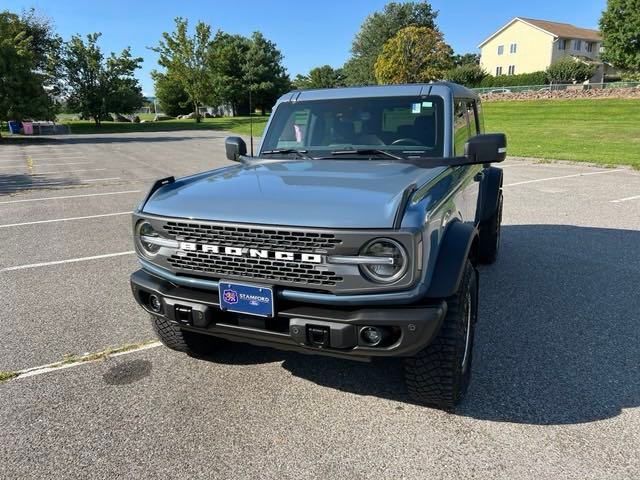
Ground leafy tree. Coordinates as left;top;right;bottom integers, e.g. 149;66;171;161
445;64;487;87
374;26;453;84
153;18;213;122
343;1;438;85
600;0;640;72
0;10;61;132
62;33;144;125
546;57;596;84
151;71;191;117
243;31;290;115
452;53;480;67
292;65;346;89
209;31;251;115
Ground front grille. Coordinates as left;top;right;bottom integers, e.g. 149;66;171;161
168;252;343;287
162;221;344;288
162;222;342;252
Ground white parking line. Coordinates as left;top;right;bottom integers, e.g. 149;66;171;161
0;211;130;228
31;168;106;175
15;342;162;380
0;155;87;162
0;251;135;272
499;163;533;168
0;189;141;205
610;194;640;203
83;177;121;182
0;161;91;169
504;169;620;187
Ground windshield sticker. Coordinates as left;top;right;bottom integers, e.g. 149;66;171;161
422;101;433;108
411;103;421;114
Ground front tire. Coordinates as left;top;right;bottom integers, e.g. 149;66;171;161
151;315;224;357
404;260;478;410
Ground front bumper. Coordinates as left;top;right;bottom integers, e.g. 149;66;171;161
131;269;447;361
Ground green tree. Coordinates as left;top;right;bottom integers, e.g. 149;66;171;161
62;33;144;125
292;65;346;89
243;31;290;115
153;18;213;122
151;71;191;117
452;53;480;67
600;0;640;72
374;26;453;84
343;1;438;85
0;10;61;132
209;31;251;115
546;57;596;84
445;64;487;87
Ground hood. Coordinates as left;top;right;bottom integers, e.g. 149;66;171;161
143;160;445;228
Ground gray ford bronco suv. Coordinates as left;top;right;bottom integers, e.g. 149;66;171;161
130;82;505;409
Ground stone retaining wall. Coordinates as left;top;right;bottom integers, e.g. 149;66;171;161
481;87;640;102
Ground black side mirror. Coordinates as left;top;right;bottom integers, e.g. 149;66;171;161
464;133;507;164
225;136;247;162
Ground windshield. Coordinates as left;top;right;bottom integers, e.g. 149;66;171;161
261;96;444;158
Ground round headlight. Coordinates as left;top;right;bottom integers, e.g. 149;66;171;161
359;238;408;283
135;221;161;256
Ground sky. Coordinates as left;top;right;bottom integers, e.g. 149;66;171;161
8;0;607;96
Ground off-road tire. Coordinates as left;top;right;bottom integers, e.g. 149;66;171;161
151;315;223;356
404;260;478;410
478;192;503;264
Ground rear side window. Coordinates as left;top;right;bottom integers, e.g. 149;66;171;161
453;101;470;156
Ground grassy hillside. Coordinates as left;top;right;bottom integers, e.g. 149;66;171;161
483;98;640;167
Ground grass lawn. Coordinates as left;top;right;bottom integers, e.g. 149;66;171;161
484;99;640;167
61;115;269;136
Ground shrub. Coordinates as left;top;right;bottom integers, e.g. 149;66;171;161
546;58;596;84
479;71;548;87
444;64;487;87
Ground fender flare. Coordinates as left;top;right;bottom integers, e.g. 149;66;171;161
479;167;503;224
425;221;478;299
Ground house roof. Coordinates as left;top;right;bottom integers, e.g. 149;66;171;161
478;17;602;47
520;17;602;41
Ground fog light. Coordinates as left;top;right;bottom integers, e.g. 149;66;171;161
360;326;383;346
148;294;162;313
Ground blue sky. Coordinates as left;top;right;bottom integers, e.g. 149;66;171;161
10;0;606;95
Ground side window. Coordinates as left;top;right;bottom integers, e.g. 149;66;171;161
275;109;310;148
476;100;485;133
466;101;479;136
453;101;470;156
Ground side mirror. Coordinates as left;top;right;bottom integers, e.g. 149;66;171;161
464;133;507;164
225;136;247;162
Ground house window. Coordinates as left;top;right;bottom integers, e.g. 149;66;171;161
574;39;582;50
497;45;504;55
510;43;517;54
496;66;503;76
508;65;516;75
558;39;567;50
586;42;594;53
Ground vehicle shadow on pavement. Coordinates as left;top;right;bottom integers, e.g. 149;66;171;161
0;173;81;195
200;225;639;425
461;224;640;425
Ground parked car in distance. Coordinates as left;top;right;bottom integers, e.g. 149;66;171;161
487;88;512;94
130;82;507;410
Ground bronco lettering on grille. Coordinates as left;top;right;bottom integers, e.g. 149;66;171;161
178;242;323;264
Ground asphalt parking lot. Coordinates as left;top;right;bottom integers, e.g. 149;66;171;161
1;131;639;479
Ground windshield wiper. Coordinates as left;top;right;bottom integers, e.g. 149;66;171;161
261;149;312;159
327;149;404;160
